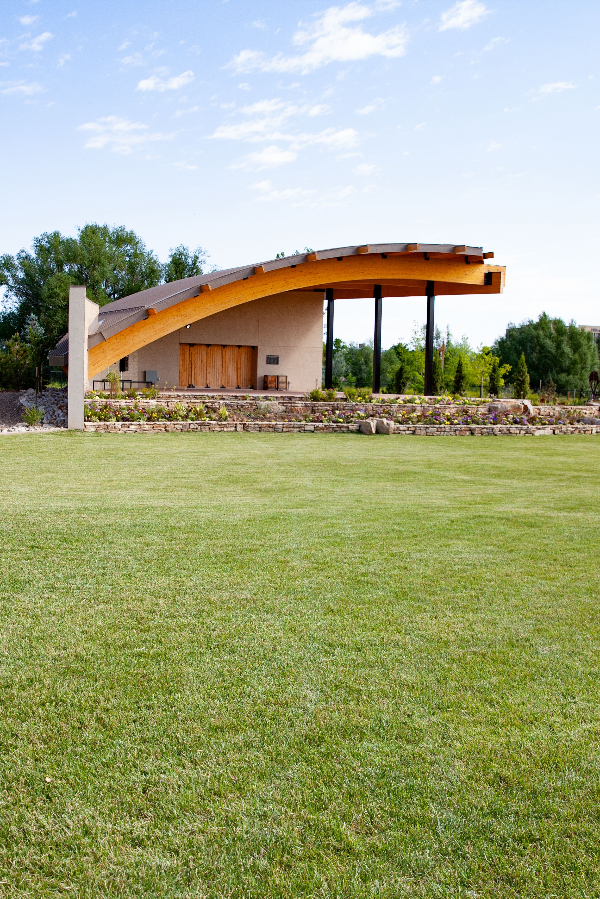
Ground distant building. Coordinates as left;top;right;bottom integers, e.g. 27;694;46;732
581;325;600;343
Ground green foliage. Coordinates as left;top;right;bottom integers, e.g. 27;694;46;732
324;388;337;401
217;405;228;421
22;405;44;426
163;245;207;283
513;353;530;399
0;224;163;348
342;387;357;401
309;388;326;401
488;357;502;397
494;312;599;395
453;356;466;394
432;351;444;395
0;334;35;389
140;386;159;399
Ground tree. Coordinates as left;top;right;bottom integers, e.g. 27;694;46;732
163;245;207;282
513;353;530;399
432;350;444;395
494;312;599;395
453;355;466;394
488;357;501;397
0;225;189;351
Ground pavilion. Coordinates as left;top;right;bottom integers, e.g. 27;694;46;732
49;242;505;429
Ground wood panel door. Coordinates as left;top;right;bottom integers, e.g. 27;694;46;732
206;344;223;388
197;344;208;388
238;346;257;389
179;344;192;387
222;346;238;389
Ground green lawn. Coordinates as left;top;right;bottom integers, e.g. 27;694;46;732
1;433;599;898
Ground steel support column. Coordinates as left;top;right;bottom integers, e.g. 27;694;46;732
373;284;382;394
424;280;435;396
325;287;334;389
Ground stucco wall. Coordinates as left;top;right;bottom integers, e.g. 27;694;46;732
90;291;324;392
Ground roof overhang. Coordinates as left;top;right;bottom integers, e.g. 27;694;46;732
50;243;505;377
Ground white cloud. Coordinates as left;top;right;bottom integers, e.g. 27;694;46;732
353;162;376;174
307;103;331;115
356;97;385;114
249;179;356;207
0;80;44;95
487;140;502;151
439;1;490;31
120;53;145;67
238;82;251;90
229;2;408;75
118;41;130;51
536;81;576;96
414;122;426;130
136;70;194;92
232;145;298;169
252;19;267;29
19;15;39;25
431;75;443;84
483;36;505;50
20;31;53;52
58;54;71;68
66;11;77;18
172;161;197;170
78;116;175;154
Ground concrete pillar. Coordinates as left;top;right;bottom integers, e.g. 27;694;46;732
68;286;99;430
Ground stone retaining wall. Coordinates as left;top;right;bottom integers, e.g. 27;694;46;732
83;420;599;436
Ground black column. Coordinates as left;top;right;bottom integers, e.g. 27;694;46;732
325;287;334;389
373;284;382;393
424;280;435;396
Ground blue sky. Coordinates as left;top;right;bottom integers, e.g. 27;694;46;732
1;0;598;347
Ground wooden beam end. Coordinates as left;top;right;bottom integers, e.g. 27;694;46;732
254;265;265;275
483;251;494;259
453;245;467;254
201;284;212;293
306;252;318;262
146;307;157;316
406;243;419;252
357;245;370;254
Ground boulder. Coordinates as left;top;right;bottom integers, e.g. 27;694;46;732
376;419;395;434
359;419;377;435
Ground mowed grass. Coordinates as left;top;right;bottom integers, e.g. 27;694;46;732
1;433;599;899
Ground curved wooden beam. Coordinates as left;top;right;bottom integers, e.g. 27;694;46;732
89;255;504;376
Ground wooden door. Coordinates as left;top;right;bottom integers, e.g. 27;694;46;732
207;345;223;388
238;346;256;389
197;344;208;388
179;344;192;387
223;346;238;388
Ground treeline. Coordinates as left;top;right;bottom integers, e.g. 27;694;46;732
0;223;208;389
329;315;599;399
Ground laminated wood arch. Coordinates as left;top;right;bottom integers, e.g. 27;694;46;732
72;243;503;378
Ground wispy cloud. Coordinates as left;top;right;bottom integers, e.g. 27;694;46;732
19;15;39;26
487;140;502;151
232;145;298;169
535;81;576;96
250;179;357;207
431;75;443;84
137;70;194;91
58;53;71;68
356;97;385;114
439;1;490;31
0;80;44;96
229;2;408;75
353;162;377;175
172;161;197;170
78;116;175;154
483;36;506;51
19;31;53;52
66;11;77;18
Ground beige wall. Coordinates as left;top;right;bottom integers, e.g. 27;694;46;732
90;291;324;392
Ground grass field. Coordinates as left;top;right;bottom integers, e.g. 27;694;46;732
1;432;599;898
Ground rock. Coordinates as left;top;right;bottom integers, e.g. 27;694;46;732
376;419;395;434
359;419;376;435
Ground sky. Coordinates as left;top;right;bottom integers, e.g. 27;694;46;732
1;0;598;348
